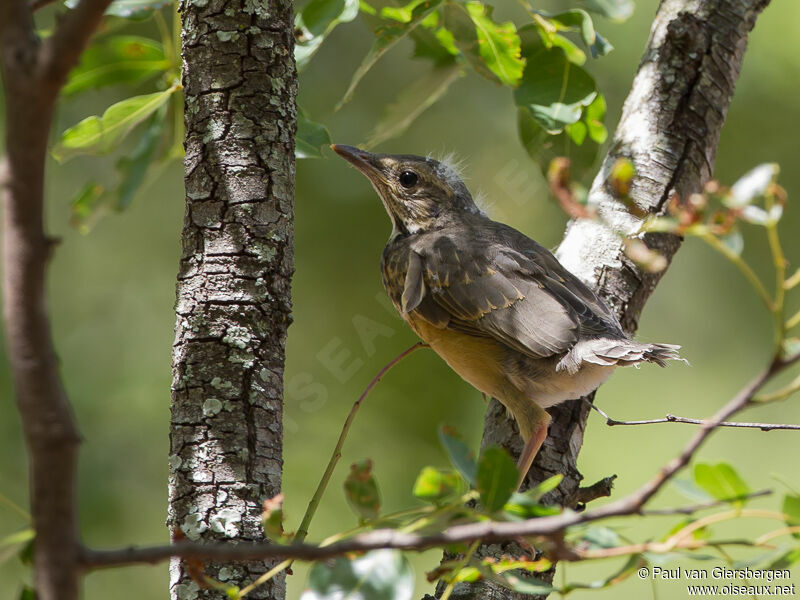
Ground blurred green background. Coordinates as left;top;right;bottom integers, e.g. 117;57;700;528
2;0;800;597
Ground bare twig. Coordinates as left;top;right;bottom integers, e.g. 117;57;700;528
572;476;617;506
641;489;771;516
586;401;800;431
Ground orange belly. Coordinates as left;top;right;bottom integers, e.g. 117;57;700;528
405;315;509;401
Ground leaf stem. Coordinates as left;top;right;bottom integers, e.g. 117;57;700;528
753;371;800;403
153;10;173;67
784;267;800;290
239;559;291;597
440;539;481;600
765;192;787;345
699;232;773;311
295;342;427;542
786;309;800;332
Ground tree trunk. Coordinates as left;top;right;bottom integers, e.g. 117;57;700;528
435;0;770;597
167;0;296;597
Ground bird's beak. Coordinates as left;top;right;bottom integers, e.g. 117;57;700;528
331;144;385;184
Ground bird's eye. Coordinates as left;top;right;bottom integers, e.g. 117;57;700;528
399;170;418;188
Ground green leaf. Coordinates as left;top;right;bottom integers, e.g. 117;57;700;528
438;426;477;486
409;26;458;62
53;85;178;162
66;0;171;17
782;338;800;360
225;587;242;600
115;105;166;209
518;106;599;179
547;33;586;65
782;494;800;539
580;526;621;549
514;26;597;133
261;493;286;541
296;109;332;159
18;537;34;566
381;0;426;22
528;473;563;500
0;529;34;548
364;60;462;148
70;182;106;233
19;587;36;600
542;10;613;59
406;10;459;63
295;0;359;70
503;492;560;520
413;466;462;502
337;0;442;109
302;549;414;600
584;91;607;143
502;575;556;595
694;463;750;504
441;2;499;83
769;547;800;569
463;2;524;87
476;446;518;513
672;478;714;503
720;229;744;256
63;36;169;96
577;0;634;22
562;554;644;592
344;459;381;521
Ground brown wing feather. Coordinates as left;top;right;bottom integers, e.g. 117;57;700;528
398;220;625;359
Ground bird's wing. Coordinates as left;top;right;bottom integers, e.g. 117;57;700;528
402;235;612;359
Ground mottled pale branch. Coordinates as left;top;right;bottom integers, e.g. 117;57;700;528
469;0;771;598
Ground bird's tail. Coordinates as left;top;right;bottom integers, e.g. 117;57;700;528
639;343;685;367
557;339;687;374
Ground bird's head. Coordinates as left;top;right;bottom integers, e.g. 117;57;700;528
332;144;481;237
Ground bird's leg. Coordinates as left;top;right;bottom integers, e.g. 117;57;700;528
514;404;552;490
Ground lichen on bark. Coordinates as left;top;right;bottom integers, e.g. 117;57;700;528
168;0;296;597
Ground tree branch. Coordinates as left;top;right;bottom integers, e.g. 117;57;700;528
587;401;800;431
641;489;771;516
467;1;771;595
78;353;792;570
38;0;113;87
0;1;117;598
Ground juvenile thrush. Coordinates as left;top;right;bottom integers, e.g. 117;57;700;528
332;144;682;486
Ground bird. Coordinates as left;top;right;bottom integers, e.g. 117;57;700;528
331;144;682;488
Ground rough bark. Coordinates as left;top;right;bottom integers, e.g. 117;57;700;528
167;0;296;598
0;1;111;599
436;0;770;597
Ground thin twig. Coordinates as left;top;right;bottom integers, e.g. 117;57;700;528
586;400;800;431
641;489;771;516
295;342;427;541
440;539;480;600
755;371;800;403
572;476;617;506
